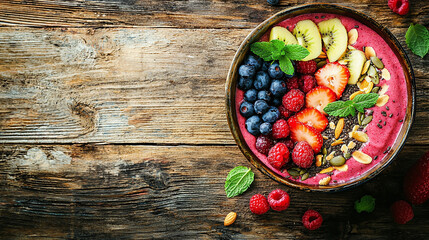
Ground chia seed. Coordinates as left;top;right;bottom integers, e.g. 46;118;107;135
321;15;326;19
381;111;387;117
399;119;403;122
386;106;390;111
315;16;319;19
377;123;382;128
389;113;393;118
374;155;378;160
384;121;386;126
355;25;359;28
379;120;382;123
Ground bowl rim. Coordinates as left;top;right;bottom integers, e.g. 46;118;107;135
225;3;416;192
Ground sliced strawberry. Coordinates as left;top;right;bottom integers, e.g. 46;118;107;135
315;62;349;98
295;108;328;132
288;119;323;153
305;86;337;115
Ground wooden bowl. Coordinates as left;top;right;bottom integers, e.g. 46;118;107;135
225;4;415;192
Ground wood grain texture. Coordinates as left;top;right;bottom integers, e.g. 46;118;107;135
0;144;428;239
0;27;428;144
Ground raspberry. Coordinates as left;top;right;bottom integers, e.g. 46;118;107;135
302;209;323;230
292;141;314;168
390;200;414;224
277;138;294;151
255;135;274;156
286;76;300;90
249;194;270;215
272;119;290;139
403;151;429;205
278;105;293;119
268;189;290;211
268;143;290;169
300;75;316;93
388;0;409;15
296;60;317;74
282;89;305;112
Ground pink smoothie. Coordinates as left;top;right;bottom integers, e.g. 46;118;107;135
235;13;408;186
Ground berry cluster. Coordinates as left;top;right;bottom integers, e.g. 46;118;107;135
249;189;290;215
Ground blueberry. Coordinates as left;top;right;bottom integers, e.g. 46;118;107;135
239;101;255;118
267;0;279;5
258;90;271;102
239;64;256;77
254;100;269;115
262;106;280;123
270;79;287;97
244;55;262;70
244;89;258;103
238;76;253;90
254;71;271;90
261;61;271;72
271;97;282;107
260;122;272;135
268;62;285;79
245;115;262;136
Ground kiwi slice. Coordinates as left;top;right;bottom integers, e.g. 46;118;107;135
341;49;366;84
293;20;322;61
270;26;298;45
318;18;348;62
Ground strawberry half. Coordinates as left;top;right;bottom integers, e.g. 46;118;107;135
288;117;323;153
315;62;349;98
295;108;328;132
305;86;337;115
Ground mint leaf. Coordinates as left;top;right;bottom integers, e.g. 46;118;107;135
283;44;310;60
250;42;274;61
324;100;355;117
353;93;379;113
279;55;294;75
271;39;285;52
225;166;254;198
405;23;429;58
354;195;376;213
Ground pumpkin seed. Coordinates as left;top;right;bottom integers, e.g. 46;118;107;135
299;169;307;175
370;56;384;69
358;112;363;125
322;155;327;165
372;72;380;84
330;156;346;166
301;172;309;181
317;60;327;68
367;65;380;84
344;152;351;159
362;115;373;125
322;147;327;156
371;86;380;93
287;169;300;177
358;74;366;82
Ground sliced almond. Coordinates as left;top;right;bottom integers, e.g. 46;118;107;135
319;176;331;186
352;131;369;142
352;125;360;132
381;68;391;80
349;132;354;138
348;29;358;45
364;46;376;59
331;139;344;146
378;84;389;96
352;150;372;164
376;94;389;107
334;164;348;172
348;141;356;149
341;144;349;154
348;45;356;50
338;59;349;65
349;90;364;100
358;78;374;93
326;151;335;161
224;212;237;226
316;154;323;167
335;118;345;139
322;135;329;140
318;51;327;58
320;167;334;174
329;122;336;130
361;60;371;74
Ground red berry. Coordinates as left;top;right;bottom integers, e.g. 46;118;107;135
302;209;323;230
388;0;409;15
295;108;329;132
272;119;290;139
305;86;337;115
277;138;294;151
268;143;290;169
403;151;429;205
278;105;293;119
268;189;290;211
296;60;317;74
282;89;305;112
249;194;270;215
286;76;300;90
255;135;274;156
288;118;324;153
300;75;316;93
292;141;314;168
390;200;414;224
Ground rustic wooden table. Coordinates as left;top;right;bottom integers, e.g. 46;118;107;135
0;0;428;239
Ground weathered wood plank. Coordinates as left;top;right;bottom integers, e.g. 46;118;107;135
0;27;427;144
0;144;428;239
0;0;427;29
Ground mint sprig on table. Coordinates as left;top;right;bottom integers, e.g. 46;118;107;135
225;166;254;198
250;40;310;75
324;93;379;117
405;23;429;58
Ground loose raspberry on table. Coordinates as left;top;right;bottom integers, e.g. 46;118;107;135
268;189;290;211
302;209;323;230
272;119;290;139
278;105;293;119
300;75;316;93
388;0;409;15
286;76;300;90
282;89;305;112
292;141;314;168
255;135;274;156
296;60;317;74
268;143;290;169
403;151;429;205
249;194;270;215
390;200;414;224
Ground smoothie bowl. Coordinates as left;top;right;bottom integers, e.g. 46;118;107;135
225;4;415;191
